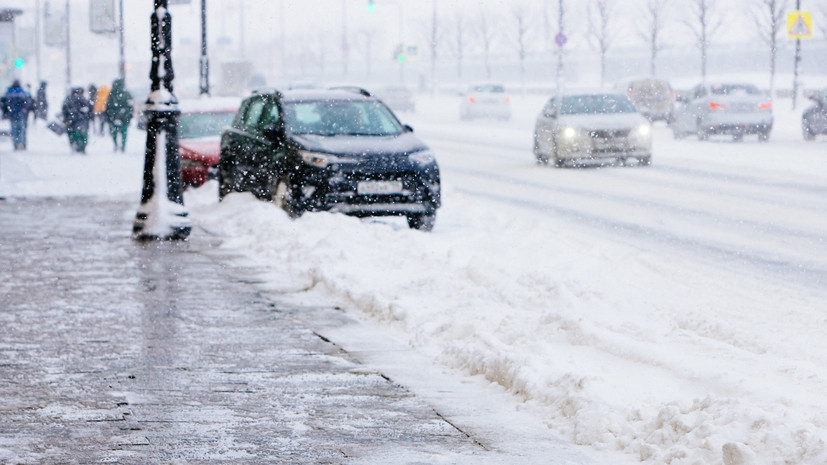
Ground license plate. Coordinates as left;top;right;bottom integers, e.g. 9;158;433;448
357;180;403;195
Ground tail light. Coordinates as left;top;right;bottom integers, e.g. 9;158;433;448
468;96;475;104
708;102;727;110
759;102;772;110
505;96;511;103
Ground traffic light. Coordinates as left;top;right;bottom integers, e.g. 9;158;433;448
367;0;376;13
13;58;24;69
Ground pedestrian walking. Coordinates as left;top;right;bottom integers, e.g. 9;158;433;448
104;79;133;152
87;84;98;134
94;84;110;136
2;80;33;150
62;87;94;154
33;81;49;122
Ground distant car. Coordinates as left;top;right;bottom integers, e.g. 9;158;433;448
218;88;441;231
671;82;773;142
533;92;653;167
802;88;827;141
177;100;238;187
374;85;416;112
460;83;511;120
617;77;674;123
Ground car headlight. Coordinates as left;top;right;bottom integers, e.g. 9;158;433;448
636;123;652;138
409;151;436;166
562;127;578;139
300;150;357;168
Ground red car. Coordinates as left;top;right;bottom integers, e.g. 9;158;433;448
178;103;238;187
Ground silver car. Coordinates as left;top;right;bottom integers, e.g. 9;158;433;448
671;83;773;142
802;88;827;141
533;92;653;167
460;83;511;120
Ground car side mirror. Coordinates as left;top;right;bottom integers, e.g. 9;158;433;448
262;123;284;143
403;124;414;133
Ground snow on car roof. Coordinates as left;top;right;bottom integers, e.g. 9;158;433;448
178;96;242;114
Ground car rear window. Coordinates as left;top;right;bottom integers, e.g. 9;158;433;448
179;111;236;139
710;84;760;96
471;85;505;93
284;100;403;137
560;94;637;115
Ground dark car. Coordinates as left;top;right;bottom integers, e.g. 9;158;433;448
218;88;441;231
802;88;827;141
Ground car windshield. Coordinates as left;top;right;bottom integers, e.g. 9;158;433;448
178;111;235;139
560;94;637;115
710;84;761;96
471;84;505;93
284;100;404;136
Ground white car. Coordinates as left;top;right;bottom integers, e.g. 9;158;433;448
671;82;773;142
460;83;511;120
533;92;653;167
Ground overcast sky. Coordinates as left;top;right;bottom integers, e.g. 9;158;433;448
3;0;824;93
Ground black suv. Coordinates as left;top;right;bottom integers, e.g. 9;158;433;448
218;88;441;230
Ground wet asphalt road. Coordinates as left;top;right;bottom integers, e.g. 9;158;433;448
0;198;483;464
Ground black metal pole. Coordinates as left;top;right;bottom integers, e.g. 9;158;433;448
792;0;802;110
65;0;71;87
118;0;126;80
133;0;190;241
199;0;209;95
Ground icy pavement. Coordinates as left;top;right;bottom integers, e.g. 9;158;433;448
0;197;596;464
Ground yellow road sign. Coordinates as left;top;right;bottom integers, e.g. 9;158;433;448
787;11;813;39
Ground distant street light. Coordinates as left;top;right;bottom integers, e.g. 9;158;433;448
200;0;209;95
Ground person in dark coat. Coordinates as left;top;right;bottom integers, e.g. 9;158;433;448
62;87;94;154
104;79;133;152
33;81;49;121
2;80;33;150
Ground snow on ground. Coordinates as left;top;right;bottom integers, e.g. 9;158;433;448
3;84;827;465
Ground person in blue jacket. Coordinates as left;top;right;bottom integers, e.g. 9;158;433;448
2;80;33;150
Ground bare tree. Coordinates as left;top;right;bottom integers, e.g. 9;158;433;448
752;0;788;98
683;0;722;83
474;12;497;79
818;4;827;40
445;13;468;80
588;0;618;87
509;4;533;91
637;0;670;76
428;1;439;92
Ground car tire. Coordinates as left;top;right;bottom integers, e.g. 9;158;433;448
672;124;685;140
271;173;303;219
758;131;770;143
217;165;233;200
732;133;744;142
407;212;436;232
696;121;709;141
638;155;652;166
803;119;816;141
534;137;549;165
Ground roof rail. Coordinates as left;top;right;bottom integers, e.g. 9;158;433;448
328;86;372;97
251;87;280;95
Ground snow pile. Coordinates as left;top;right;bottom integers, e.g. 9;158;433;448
188;180;827;465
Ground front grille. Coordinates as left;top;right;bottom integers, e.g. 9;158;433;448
588;129;630;139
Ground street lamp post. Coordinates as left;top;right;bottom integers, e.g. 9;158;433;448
133;0;190;241
199;0;209;95
118;0;125;80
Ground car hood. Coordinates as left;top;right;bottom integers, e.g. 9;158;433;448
557;113;648;130
179;137;221;163
291;132;429;157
